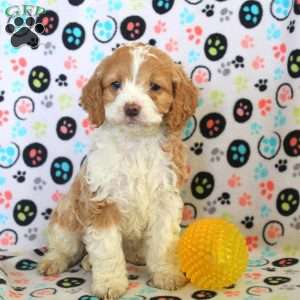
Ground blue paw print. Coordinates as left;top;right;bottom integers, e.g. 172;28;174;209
51;157;73;184
250;122;262;135
0;143;19;168
260;204;271;217
15;259;37;270
188;50;200;64
0;212;8;225
227;140;250;167
274;109;287;128
74;141;86;154
273;67;284;80
259;134;280;158
182;116;196;141
240;1;263;28
271;0;293;20
4;41;20;55
12;121;27;138
12;80;24;93
90;46;105;63
267;23;281;40
79;296;100;300
63;23;85;50
108;0;122;11
85;7;96;19
157;0;172;10
94;17;116;43
180;8;195;25
254;162;268;180
262;246;277;258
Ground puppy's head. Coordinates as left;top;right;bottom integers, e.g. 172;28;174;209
80;44;198;133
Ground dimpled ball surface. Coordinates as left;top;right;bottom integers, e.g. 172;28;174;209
178;218;249;289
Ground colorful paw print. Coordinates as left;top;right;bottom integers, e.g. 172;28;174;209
0;142;20;168
267;23;281;40
179;7;195;25
51;157;73;184
259;180;275;201
63;23;85;50
186;25;202;45
239;192;252;206
254;162;268;180
258;98;272;116
0;190;12;209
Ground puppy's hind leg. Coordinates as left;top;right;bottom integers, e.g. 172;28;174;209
38;223;84;275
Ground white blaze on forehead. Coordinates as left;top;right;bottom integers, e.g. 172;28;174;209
130;45;156;83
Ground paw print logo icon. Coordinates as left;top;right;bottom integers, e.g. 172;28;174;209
5;15;44;49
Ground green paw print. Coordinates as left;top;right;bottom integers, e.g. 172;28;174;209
29;66;50;93
277;188;299;216
58;93;73;110
234;75;248;92
32;122;47;137
287;49;300;78
293;107;300;125
209;90;224;108
205;33;227;61
56;277;85;288
191;172;215;199
14;200;37;226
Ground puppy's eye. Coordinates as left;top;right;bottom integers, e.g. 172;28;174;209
150;82;161;91
111;81;122;90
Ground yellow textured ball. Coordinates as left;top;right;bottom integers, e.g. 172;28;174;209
178;218;249;290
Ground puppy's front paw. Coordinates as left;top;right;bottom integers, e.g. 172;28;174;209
92;277;128;300
151;271;188;290
38;256;68;275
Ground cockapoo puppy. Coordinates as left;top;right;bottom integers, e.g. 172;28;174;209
38;43;198;299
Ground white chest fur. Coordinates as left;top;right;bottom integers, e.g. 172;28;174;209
85;124;178;238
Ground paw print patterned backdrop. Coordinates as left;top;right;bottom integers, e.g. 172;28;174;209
1;0;300;299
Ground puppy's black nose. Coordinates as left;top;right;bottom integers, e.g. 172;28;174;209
124;103;141;117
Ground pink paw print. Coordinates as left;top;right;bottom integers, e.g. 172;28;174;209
193;68;209;85
64;56;77;70
278;85;293;103
273;43;287;63
223;291;241;297
259;180;275;200
51;190;64;202
267;224;281;240
228;174;241;188
0;190;12;208
76;75;88;89
0;110;9;126
10;57;27;76
82;117;94;135
19;100;32;114
258;98;272;116
252;56;264;69
154;20;166;33
239;192;252;206
246;236;258;251
165;38;178;52
245;272;262;280
241;35;254;48
186;25;202;45
0;231;15;246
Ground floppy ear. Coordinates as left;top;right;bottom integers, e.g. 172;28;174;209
80;64;105;127
164;64;198;133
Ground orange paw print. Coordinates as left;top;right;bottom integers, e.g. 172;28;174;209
272;43;287;63
258;98;272;116
241;34;254;48
18;100;32;114
10;57;27;76
245;272;262;280
154;20;166;33
82;117;94;135
224;290;241;297
0;190;12;208
267;224;281;240
64;56;77;70
0;109;9;126
278;85;293;103
186;25;202;45
239;192;252;206
252;56;264;69
76;75;88;89
165;38;178;52
246;236;258;251
259;180;275;200
228;174;241;188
